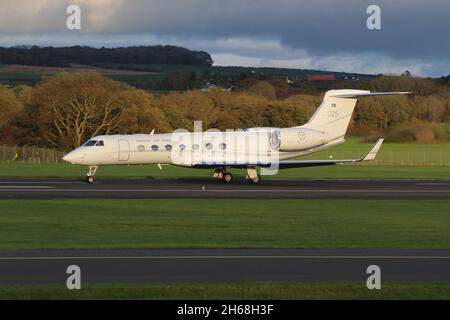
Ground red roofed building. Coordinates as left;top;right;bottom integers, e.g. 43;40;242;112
307;75;336;82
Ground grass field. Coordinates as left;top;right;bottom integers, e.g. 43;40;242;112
0;199;449;250
299;138;450;166
4;63;346;87
1;162;449;180
1;138;449;179
1;282;449;300
0;72;44;86
0;70;164;87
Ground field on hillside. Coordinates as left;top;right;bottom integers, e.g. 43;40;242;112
0;64;164;86
0;63;375;87
93;63;375;79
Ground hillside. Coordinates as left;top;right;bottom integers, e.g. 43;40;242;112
0;45;213;67
0;45;379;88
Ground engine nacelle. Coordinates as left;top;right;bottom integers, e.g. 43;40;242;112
271;128;327;151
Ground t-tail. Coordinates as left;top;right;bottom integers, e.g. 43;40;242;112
301;90;411;141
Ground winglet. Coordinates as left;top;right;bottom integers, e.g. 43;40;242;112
360;139;384;161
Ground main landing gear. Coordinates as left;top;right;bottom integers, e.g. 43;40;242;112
212;167;261;184
213;168;233;183
86;166;98;183
246;166;261;185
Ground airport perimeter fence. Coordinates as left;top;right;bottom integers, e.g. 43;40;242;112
0;145;65;163
0;144;449;166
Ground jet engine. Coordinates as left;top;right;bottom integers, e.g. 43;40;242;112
270;128;327;151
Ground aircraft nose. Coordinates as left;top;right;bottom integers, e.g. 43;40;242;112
63;153;73;162
63;150;87;164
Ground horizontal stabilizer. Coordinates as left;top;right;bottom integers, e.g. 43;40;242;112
329;91;411;98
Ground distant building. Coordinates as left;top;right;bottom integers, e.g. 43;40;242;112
343;75;360;81
200;82;233;92
201;82;217;91
307;75;336;82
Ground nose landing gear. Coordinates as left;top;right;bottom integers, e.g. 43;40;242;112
86;166;98;183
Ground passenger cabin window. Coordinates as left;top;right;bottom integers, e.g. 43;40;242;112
219;143;227;150
95;141;104;147
83;140;97;147
179;144;186;151
192;144;200;151
205;143;213;150
165;144;173;151
151;145;159;151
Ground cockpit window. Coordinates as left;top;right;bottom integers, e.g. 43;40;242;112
83;140;97;147
95;140;104;147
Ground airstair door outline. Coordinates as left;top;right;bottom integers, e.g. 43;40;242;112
118;139;130;161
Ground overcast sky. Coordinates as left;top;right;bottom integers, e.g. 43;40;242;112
0;0;449;76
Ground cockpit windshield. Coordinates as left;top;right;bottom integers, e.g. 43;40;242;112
83;140;97;147
82;140;104;147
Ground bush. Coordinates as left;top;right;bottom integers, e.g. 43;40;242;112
383;121;449;143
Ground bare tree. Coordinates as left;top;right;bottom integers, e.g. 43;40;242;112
32;72;123;149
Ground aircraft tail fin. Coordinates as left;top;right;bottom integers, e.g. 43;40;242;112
302;90;410;140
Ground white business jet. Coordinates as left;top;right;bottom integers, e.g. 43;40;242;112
63;89;409;184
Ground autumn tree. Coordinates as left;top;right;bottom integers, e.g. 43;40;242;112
0;85;23;143
117;88;170;134
158;90;219;130
29;72;125;149
248;81;277;100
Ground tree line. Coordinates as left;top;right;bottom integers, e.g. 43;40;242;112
0;72;448;151
0;45;213;67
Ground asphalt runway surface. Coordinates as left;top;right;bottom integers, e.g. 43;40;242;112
0;178;448;199
0;249;449;284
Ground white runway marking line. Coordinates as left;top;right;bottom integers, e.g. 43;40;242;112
0;188;448;193
0;182;84;184
0;186;53;189
0;255;450;261
416;183;450;186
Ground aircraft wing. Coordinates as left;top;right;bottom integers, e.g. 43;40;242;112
191;139;384;169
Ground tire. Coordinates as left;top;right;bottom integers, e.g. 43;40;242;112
251;175;261;184
223;172;233;183
246;174;261;184
86;176;95;184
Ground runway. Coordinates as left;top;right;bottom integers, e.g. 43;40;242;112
0;249;449;284
0;178;448;199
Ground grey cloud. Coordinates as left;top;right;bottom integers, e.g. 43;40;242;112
99;0;450;60
0;0;449;76
1;0;449;59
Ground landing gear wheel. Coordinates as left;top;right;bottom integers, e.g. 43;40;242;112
247;175;261;184
85;166;98;184
223;172;233;183
246;166;261;185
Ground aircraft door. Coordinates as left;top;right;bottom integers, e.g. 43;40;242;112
118;139;130;161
